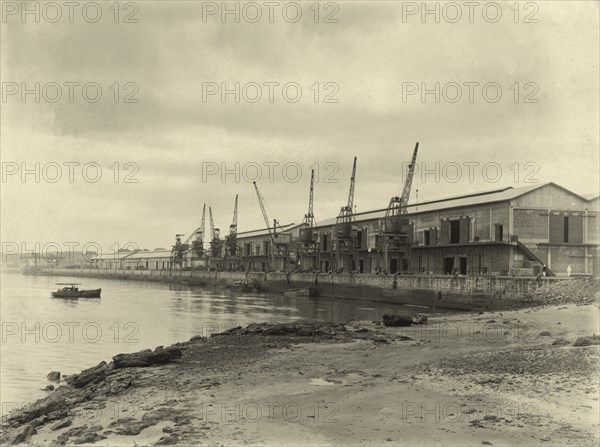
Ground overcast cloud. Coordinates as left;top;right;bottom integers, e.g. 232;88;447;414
1;1;598;251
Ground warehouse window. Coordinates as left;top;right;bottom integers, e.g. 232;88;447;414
569;215;583;243
444;257;454;274
424;230;430;246
550;213;582;244
495;224;504;242
549;214;563;243
450;221;460;244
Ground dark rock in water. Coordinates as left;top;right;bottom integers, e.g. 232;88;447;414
108;418;147;436
5;424;37;444
49;409;69;421
163;426;174;433
227;321;345;337
189;335;204;342
156;434;179;445
412;314;428;325
478;377;503;385
47;371;61;382
382;314;413;327
573;335;600;347
143;407;179;422
113;346;182;368
65;361;109;388
44;384;55;391
108;408;179;436
552;338;570;346
6;394;68;425
539;331;552;336
51;418;73;431
30;416;49;428
72;432;107;444
211;326;243;337
55;425;89;445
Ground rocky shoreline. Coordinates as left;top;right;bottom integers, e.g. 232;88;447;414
2;299;599;446
0;321;364;445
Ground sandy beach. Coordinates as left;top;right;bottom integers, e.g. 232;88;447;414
2;293;599;447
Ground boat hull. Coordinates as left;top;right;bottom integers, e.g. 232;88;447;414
228;280;261;293
284;287;318;298
52;288;101;298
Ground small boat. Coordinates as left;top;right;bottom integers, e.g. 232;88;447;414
52;283;101;298
284;288;318;298
411;314;428;325
228;280;261;293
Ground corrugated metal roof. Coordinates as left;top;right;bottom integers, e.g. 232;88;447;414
407;183;546;213
126;250;173;260
314;182;589;228
93;250;172;260
92;252;134;260
237;223;301;239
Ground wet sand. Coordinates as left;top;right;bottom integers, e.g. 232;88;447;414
2;303;599;446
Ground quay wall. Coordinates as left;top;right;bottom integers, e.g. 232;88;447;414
40;269;569;310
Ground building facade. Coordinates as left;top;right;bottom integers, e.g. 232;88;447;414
234;223;304;272
308;183;599;277
122;250;173;270
86;183;599;277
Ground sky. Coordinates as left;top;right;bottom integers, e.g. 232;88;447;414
1;0;599;253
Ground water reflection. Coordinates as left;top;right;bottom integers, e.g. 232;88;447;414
1;271;455;409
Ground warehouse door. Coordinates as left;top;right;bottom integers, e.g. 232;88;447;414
450;221;460;243
444;257;454;274
459;257;467;275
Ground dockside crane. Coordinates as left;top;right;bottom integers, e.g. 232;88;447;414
386;142;419;218
304;169;316;227
336;157;357;226
209;206;215;241
226;194;238;257
298;169;318;271
334;157;358;272
190;204;206;260
253;181;279;271
171;233;188;270
253;181;272;233
208;206;222;259
380;142;419;274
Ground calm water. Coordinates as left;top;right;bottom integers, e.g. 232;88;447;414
0;271;449;409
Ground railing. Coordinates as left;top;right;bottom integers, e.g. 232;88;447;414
516;241;554;276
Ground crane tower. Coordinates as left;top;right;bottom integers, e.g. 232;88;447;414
298;169;319;271
334;157;358;273
378;142;419;273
